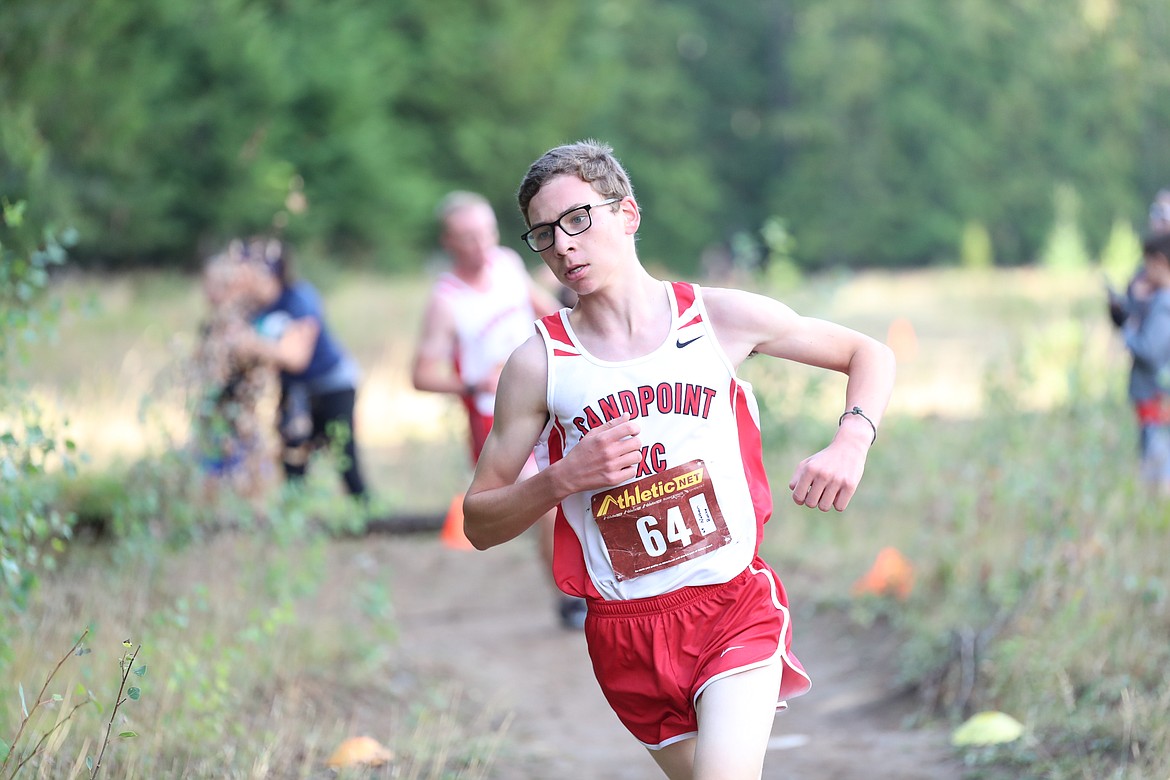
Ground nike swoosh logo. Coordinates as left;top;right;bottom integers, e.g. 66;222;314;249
676;334;703;348
720;645;745;658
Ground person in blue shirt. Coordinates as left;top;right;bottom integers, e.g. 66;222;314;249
233;237;368;500
1123;231;1170;497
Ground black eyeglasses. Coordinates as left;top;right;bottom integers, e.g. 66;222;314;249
521;198;621;252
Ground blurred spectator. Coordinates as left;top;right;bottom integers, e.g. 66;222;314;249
1108;189;1170;326
233;238;368;502
1123;231;1170;496
191;252;275;502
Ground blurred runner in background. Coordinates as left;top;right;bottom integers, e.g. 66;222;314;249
412;191;586;629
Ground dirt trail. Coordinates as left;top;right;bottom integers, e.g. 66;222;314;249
373;533;965;780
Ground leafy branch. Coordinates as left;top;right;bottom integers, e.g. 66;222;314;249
1;629;93;779
89;640;145;779
1;631;146;779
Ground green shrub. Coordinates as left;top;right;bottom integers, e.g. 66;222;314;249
960;220;994;270
747;277;1170;778
1099;216;1142;290
0;200;78;639
881;338;1169;777
1040;184;1092;272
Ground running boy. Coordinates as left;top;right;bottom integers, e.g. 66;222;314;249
463;140;896;779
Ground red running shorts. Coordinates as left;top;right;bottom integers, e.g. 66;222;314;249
584;556;812;749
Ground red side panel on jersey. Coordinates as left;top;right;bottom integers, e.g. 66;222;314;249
731;378;773;555
545;417;602;599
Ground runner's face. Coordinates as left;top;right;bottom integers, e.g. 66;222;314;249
443;204;499;271
526;175;634;295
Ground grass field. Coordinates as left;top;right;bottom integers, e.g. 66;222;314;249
17;265;1113;493
5;264;1169;778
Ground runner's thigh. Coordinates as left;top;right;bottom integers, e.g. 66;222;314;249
648;738;695;780
692;663;785;780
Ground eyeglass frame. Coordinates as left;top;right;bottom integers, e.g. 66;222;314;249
520;198;622;252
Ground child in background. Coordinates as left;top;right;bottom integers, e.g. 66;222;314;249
1123;231;1170;497
192;252;275;502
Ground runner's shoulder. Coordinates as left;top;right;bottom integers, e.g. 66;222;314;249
504;334;548;378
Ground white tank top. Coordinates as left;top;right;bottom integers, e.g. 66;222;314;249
434;249;537;416
535;282;773;601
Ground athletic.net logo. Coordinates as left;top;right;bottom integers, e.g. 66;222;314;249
590;459;732;581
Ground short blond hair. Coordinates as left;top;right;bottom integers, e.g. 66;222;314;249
516;139;635;226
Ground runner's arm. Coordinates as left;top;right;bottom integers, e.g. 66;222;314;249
411;294;467;396
463;337;643;549
705;287;896;512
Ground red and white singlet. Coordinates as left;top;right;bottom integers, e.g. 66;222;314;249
535;282;774;601
433;248;538;418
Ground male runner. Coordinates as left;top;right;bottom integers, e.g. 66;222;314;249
463;141;896;778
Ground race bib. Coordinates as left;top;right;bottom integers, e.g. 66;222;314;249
590;459;731;581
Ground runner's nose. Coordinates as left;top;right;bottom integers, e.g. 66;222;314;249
553;230;576;257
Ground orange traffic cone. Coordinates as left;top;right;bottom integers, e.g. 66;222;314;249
440;493;475;550
886;317;919;363
852;546;914;600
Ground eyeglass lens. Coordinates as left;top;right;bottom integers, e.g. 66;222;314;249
525;207;592;251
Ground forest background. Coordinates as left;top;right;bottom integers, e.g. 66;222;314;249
3;0;1170;273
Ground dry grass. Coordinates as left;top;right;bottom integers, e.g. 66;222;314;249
4;535;511;779
21;265;1118;459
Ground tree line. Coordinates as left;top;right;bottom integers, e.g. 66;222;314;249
1;0;1168;272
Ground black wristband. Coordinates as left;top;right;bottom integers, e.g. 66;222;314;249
838;406;877;444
